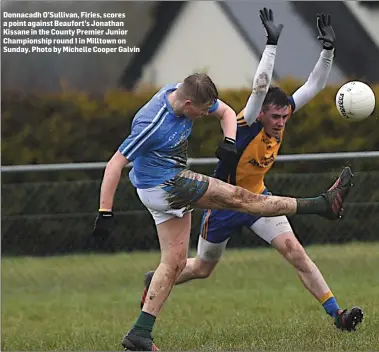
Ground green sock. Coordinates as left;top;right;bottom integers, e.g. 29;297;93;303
296;196;328;214
132;311;156;337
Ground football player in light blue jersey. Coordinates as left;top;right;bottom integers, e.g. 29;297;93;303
93;69;352;350
118;82;220;190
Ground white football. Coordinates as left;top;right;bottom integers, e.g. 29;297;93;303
335;81;375;121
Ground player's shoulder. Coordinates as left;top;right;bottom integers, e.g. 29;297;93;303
134;83;180;123
149;82;181;108
150;83;175;103
154;82;181;100
237;108;249;127
162;82;181;92
236;108;260;129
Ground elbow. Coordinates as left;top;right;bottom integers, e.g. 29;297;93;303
314;81;326;93
303;81;324;98
311;81;326;92
104;161;122;181
316;76;328;90
106;159;120;173
106;151;129;172
253;72;270;94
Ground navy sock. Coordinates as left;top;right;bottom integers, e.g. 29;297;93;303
322;296;341;318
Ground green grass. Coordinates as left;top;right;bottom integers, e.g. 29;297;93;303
2;242;379;351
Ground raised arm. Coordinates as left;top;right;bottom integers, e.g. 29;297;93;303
244;8;283;126
291;13;336;112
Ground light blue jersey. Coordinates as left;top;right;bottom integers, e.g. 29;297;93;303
119;83;219;189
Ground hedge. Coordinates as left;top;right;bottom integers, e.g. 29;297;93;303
2;79;379;168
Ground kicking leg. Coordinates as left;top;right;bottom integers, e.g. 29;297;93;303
195;166;353;220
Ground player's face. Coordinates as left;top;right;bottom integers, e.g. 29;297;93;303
259;104;290;138
183;101;214;120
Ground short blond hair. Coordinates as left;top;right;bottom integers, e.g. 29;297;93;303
176;73;218;105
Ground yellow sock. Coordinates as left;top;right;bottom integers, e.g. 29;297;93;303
319;291;334;304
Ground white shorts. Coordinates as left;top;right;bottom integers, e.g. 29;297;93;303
197;215;293;261
137;186;193;225
137;169;209;225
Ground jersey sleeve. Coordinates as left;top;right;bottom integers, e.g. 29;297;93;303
208;99;219;114
288;96;296;116
236;109;249;127
118;114;165;162
288;95;296;117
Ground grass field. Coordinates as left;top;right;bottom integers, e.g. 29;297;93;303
2;242;379;351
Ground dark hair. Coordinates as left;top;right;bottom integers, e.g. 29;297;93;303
262;86;289;111
177;73;218;105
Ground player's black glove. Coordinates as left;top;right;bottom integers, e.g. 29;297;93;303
316;13;336;50
215;137;237;162
259;7;284;45
92;210;115;249
214;137;237;182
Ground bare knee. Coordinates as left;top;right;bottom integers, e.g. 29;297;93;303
196;178;264;210
222;185;284;216
192;264;213;279
190;254;218;279
213;183;263;210
161;250;188;278
281;237;314;273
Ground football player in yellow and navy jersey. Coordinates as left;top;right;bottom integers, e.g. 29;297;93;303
140;10;363;333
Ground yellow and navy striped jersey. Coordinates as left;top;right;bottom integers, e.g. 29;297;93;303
214;96;296;194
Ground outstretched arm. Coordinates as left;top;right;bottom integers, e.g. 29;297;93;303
244;45;277;125
292;13;336;112
291;49;334;112
244;8;283;126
